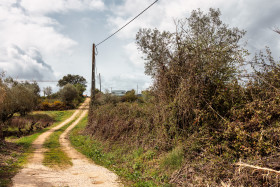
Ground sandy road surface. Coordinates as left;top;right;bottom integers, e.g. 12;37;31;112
12;98;121;187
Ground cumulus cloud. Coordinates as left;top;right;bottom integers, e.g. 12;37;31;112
123;42;144;67
20;0;105;14
97;0;280;91
0;3;77;56
0;45;55;80
1;0;279;93
102;73;152;93
108;0;280;55
0;0;107;81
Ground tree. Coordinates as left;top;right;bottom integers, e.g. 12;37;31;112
58;74;87;88
24;81;40;97
59;84;78;105
0;80;38;140
11;84;37;116
136;8;247;129
57;74;87;97
0;72;5;107
0;73;6;140
274;28;280;35
74;83;86;97
43;86;52;97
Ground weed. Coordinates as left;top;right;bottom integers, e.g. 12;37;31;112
161;146;184;171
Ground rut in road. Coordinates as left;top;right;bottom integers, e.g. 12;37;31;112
12;98;122;187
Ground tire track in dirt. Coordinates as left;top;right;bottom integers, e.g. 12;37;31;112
12;98;122;187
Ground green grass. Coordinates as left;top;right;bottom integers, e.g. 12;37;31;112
161;146;184;170
35;110;75;123
0;110;74;187
69;115;175;187
43;119;76;168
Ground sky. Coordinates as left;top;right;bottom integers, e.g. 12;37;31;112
0;0;280;95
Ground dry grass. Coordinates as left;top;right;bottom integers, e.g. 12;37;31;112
0;141;23;186
86;100;280;186
4;114;54;138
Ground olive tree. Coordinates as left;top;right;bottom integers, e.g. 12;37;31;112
58;74;87;98
58;74;87;88
59;84;78;105
43;86;52;97
136;8;248;129
74;83;86;97
0;80;38;140
0;73;5;108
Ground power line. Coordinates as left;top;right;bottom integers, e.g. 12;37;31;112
96;0;159;47
15;79;58;83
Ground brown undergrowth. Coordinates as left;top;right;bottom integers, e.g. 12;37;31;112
3;114;54;138
87;100;280;186
86;8;280;186
0;141;23;186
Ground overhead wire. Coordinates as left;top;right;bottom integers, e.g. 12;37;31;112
94;0;159;90
95;0;159;47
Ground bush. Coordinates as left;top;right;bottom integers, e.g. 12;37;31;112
94;91;120;105
3;114;54;137
38;100;68;111
87;8;280;186
58;84;78;106
121;90;138;102
0;79;39;140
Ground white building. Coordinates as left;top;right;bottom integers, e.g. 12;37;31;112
111;90;126;96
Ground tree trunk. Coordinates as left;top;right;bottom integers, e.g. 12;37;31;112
0;125;4;141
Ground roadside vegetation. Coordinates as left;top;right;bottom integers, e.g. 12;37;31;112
71;115;182;186
0;73;87;140
0;76;41;140
0;71;86;186
81;8;280;186
0;110;74;186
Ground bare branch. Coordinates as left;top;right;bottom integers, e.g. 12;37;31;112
273;27;280;35
236;161;280;175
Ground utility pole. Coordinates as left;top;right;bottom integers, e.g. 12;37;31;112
91;43;95;105
137;84;138;95
99;73;101;92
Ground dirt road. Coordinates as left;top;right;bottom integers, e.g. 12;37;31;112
12;98;121;187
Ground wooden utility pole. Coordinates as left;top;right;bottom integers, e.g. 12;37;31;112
99;73;101;92
91;43;95;105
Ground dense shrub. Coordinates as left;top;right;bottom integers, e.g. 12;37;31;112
3;114;54;137
87;8;280;186
121;90;138;102
136;8;247;133
94;92;120;105
58;84;78;106
0;78;40;140
37;100;68;111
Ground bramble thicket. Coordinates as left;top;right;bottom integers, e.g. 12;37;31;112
87;9;280;186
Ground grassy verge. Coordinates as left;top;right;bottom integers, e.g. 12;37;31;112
0;110;74;187
69;115;178;186
43;118;77;169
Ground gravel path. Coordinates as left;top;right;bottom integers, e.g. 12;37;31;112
12;98;122;187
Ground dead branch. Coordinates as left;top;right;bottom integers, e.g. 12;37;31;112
236;161;280;175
